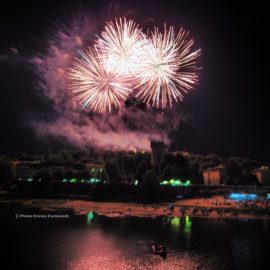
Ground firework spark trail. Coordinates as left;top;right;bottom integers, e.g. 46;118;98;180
29;12;200;151
97;18;147;77
136;26;201;109
70;21;200;112
69;47;133;113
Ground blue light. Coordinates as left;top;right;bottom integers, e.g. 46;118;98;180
267;193;270;200
229;193;257;201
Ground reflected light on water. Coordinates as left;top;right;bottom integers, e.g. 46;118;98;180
86;211;94;225
171;217;180;227
184;216;192;235
68;255;203;270
65;228;205;270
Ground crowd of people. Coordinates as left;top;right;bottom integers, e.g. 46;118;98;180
150;195;270;218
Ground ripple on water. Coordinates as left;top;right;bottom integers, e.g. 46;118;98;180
66;251;215;270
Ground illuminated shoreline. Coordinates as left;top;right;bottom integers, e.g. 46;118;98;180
1;196;268;220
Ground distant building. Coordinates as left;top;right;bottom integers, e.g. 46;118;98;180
150;141;164;170
14;161;40;180
252;166;270;186
48;165;66;178
202;165;226;186
86;163;105;176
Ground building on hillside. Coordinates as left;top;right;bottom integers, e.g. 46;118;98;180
86;163;105;177
202;165;226;186
252;166;270;186
14;161;40;180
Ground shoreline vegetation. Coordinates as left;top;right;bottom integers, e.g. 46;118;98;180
2;195;270;220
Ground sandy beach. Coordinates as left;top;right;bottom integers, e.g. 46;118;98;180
15;195;270;220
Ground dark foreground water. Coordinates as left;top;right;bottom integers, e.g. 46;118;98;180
1;205;270;270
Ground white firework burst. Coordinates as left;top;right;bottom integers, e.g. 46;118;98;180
68;47;133;113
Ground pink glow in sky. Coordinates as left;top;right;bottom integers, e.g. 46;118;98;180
30;10;186;151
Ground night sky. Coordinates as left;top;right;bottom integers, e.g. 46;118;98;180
0;0;269;163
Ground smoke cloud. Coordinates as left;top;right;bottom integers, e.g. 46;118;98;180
29;8;182;151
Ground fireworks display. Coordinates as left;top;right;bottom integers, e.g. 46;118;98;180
136;26;201;108
69;18;201;112
97;18;146;76
69;47;132;113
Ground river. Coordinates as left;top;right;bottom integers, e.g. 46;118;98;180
1;204;269;270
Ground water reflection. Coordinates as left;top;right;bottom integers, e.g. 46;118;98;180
86;211;94;225
65;215;204;270
184;216;192;235
231;238;260;269
66;228;203;270
171;217;180;227
166;216;192;235
2;205;269;270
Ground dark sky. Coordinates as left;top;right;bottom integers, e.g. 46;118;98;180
0;0;269;163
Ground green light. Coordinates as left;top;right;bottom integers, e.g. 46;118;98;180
81;179;85;183
86;211;94;225
92;168;95;172
160;179;191;187
160;180;168;185
70;178;77;183
184;215;192;234
88;178;101;184
172;180;181;186
134;180;138;186
171;217;180;227
27;178;33;182
183;180;191;187
62;178;68;183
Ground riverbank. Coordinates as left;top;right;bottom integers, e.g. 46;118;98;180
1;195;269;220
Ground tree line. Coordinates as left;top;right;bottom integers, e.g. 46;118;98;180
0;149;262;186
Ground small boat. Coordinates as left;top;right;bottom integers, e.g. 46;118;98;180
151;243;167;259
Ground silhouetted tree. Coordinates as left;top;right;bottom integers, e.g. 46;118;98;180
73;162;85;171
135;160;150;182
35;168;51;181
105;159;121;184
64;169;74;179
53;168;64;180
79;169;91;179
0;161;13;183
162;165;173;180
141;169;159;188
